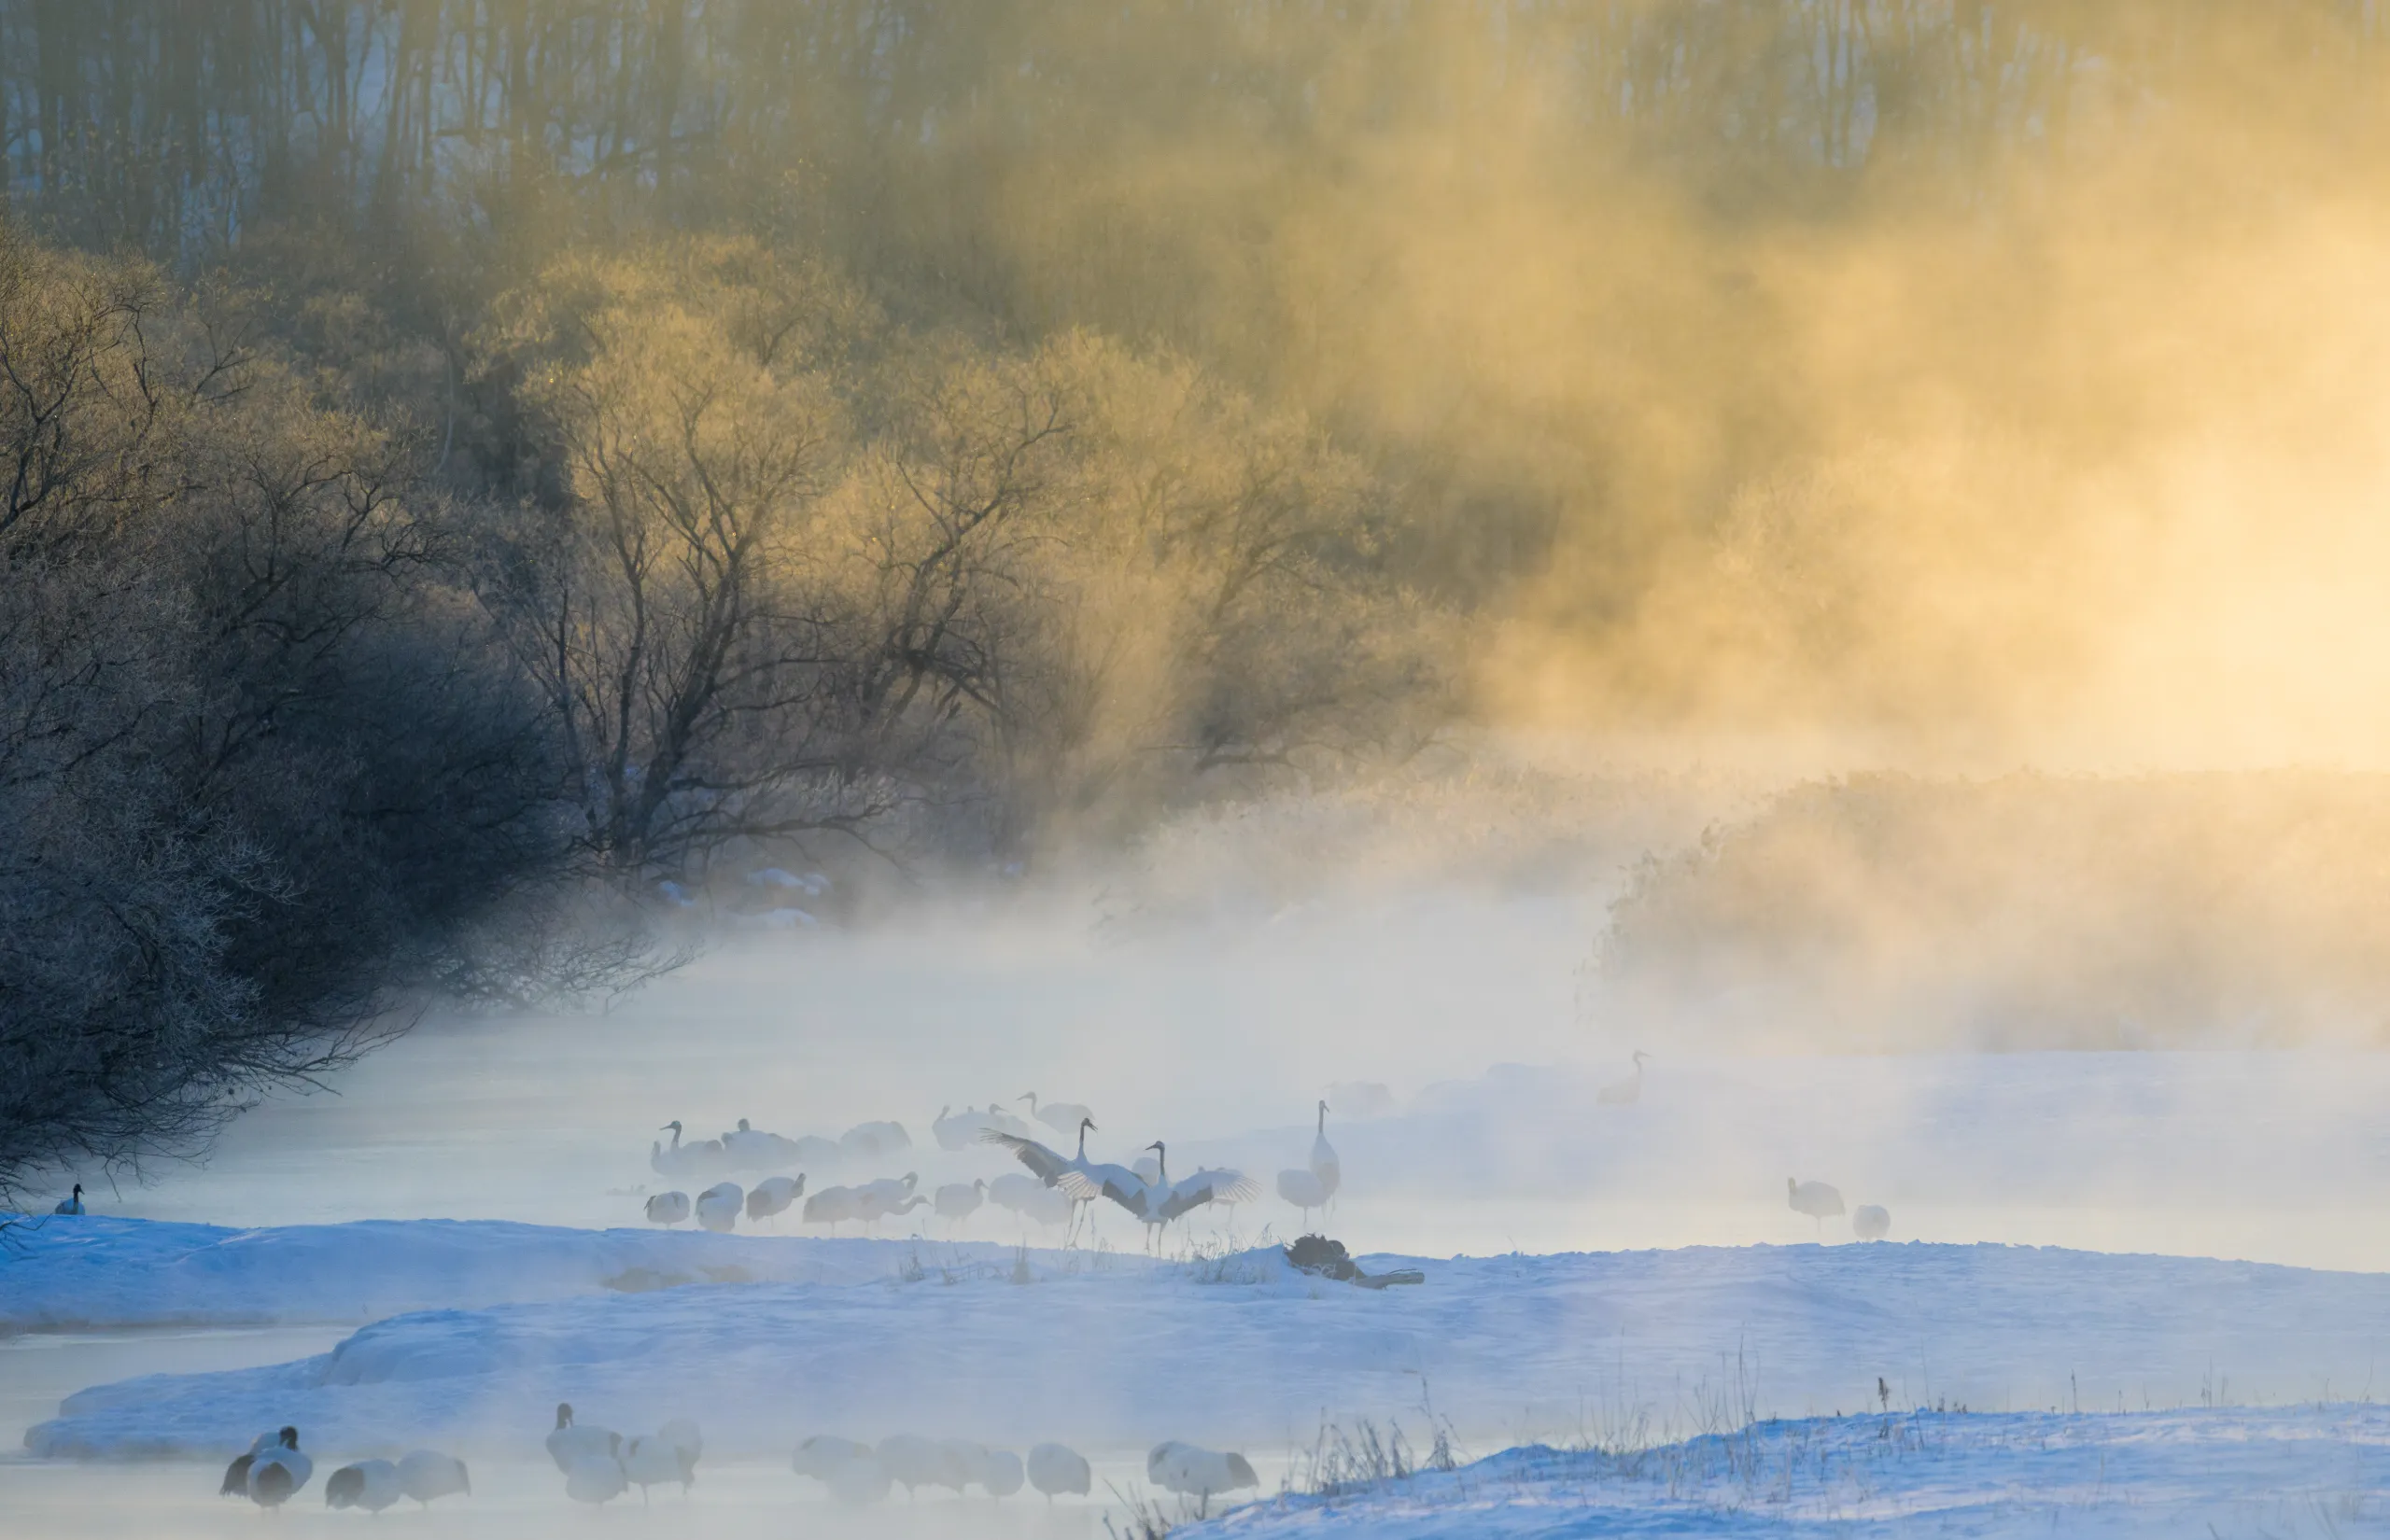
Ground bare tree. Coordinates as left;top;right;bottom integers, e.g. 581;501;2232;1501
0;222;626;1206
473;240;905;878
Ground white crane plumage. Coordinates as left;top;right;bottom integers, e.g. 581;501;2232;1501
246;1426;314;1508
1146;1441;1258;1500
802;1183;863;1232
1596;1050;1652;1105
990;1128;1255;1250
839;1121;910;1160
935;1179;986;1226
979;1099;1033;1139
978;1447;1025;1497
794;1435;890;1505
395;1449;471;1507
652;1121;731;1180
620;1426;697;1504
856;1172;918;1209
932;1105;985;1152
1852;1204;1891;1240
745;1174;806;1225
695;1181;744;1232
52;1183;85;1215
545;1403;620;1474
325;1458;402;1512
988;1172;1075;1229
564;1452;626;1505
1027;1441;1091;1503
785;1133;845;1168
1276;1167;1329;1225
1307;1099;1340;1204
644;1190;691;1225
1788;1177;1845;1233
860;1190;928;1232
877;1435;968;1499
1020;1091;1093;1134
939;1439;1006;1495
218;1429;283;1497
720;1118;808;1171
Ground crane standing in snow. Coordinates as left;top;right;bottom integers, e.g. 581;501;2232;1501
1278;1100;1341;1224
1028;1441;1091;1504
1020;1091;1093;1135
934;1179;986;1228
982;1116;1111;1239
1147;1441;1258;1501
52;1183;84;1214
395;1449;471;1508
245;1426;314;1508
802;1183;864;1232
546;1404;620;1474
1788;1177;1845;1234
1308;1099;1340;1204
746;1174;806;1225
653;1122;730;1180
1106;1142;1258;1251
325;1459;402;1512
620;1419;700;1504
1596;1050;1652;1105
793;1435;891;1505
695;1182;744;1232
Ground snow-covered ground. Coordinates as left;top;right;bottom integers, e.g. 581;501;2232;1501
1191;1407;2390;1538
0;1215;1071;1334
21;1223;2390;1465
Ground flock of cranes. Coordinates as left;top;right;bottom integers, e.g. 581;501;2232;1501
217;1428;469;1514
206;1407;1243;1514
790;1433;1254;1507
635;1067;1899;1249
547;1403;705;1505
637;1093;1346;1249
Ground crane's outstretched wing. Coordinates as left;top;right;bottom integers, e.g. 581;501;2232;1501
1069;1161;1150;1216
983;1130;1103;1198
982;1129;1071;1181
1157;1167;1258;1222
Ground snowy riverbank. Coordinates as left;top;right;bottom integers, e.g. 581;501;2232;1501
1188;1406;2390;1538
0;1215;1076;1334
20;1220;2390;1469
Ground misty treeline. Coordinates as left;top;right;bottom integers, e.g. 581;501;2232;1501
0;216;1435;1195
10;3;2390;1194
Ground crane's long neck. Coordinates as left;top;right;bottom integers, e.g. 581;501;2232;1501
1152;1147;1168;1187
1076;1123;1090;1160
1316;1104;1325;1135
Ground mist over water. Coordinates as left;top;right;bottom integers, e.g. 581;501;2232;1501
79;880;2390;1275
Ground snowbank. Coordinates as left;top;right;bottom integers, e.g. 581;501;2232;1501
26;1233;2390;1466
0;1215;1061;1334
1190;1406;2390;1537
